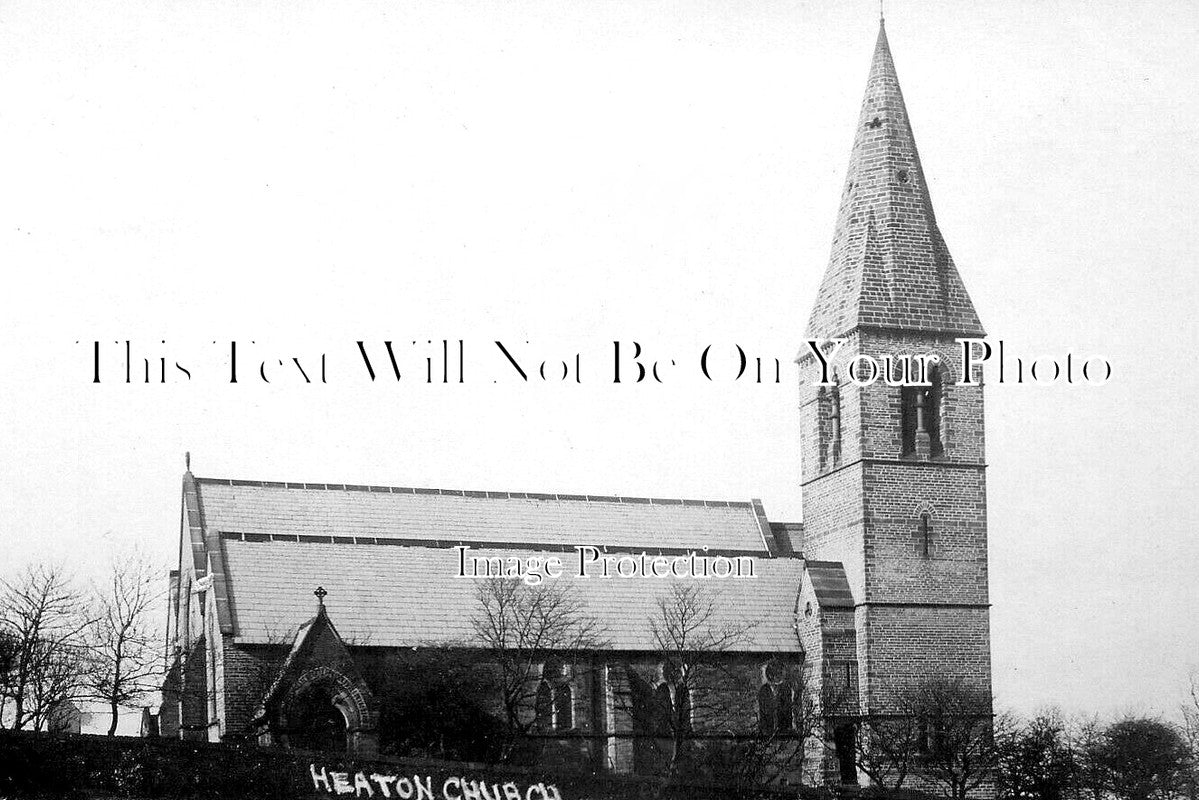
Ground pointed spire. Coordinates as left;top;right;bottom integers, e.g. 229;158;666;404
805;22;984;339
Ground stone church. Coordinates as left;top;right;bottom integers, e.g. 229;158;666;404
157;20;992;791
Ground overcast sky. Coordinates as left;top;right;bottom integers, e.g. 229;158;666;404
1;0;1197;721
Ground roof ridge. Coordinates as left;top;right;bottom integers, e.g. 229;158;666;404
217;530;775;557
192;476;757;509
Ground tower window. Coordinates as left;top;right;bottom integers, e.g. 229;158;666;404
830;381;843;463
817;387;830;469
817;376;843;470
919;513;933;558
901;367;944;457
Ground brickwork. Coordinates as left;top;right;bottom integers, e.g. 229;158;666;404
179;638;208;742
861;461;988;606
854;332;986;464
797;19;995;793
805;23;984;341
797;463;866;596
221;641;280;736
858;606;991;711
158;659;181;739
206;597;226;741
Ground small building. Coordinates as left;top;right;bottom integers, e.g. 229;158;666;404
47;701;83;735
140;707;160;738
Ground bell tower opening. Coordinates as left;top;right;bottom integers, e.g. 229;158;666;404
901;366;944;458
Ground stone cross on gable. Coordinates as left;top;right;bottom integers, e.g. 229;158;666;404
314;586;327;607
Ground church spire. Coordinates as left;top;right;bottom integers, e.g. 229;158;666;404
805;21;984;339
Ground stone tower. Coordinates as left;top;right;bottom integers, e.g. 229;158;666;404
795;18;993;783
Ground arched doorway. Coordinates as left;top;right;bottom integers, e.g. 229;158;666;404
255;608;380;757
287;683;349;753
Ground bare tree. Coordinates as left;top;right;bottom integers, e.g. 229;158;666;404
901;676;998;800
470;578;609;762
87;548;165;735
852;708;924;791
0;627;16;723
639;583;756;781
0;563;93;730
617;583;815;791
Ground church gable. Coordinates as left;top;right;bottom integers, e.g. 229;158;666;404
254;598;378;755
173;466;236;639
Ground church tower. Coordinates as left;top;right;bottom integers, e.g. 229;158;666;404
796;18;993;780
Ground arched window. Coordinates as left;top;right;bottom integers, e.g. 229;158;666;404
654;683;674;737
927;367;944;456
777;684;794;732
535;680;552;732
553;682;573;730
901;366;944;457
758;684;777;736
830;380;842;464
816;377;844;470
675;685;692;734
919;513;933;558
628;671;656;774
917;718;947;756
817;387;830;469
901;386;918;455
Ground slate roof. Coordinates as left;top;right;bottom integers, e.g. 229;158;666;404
190;477;805;653
220;538;805;653
805;561;855;609
195;479;774;553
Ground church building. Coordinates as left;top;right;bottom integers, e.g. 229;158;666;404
158;20;992;792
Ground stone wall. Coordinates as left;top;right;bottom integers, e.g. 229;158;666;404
0;728;807;799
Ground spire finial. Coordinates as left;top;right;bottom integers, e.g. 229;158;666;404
314;586;327;607
185;451;191;472
880;0;885;24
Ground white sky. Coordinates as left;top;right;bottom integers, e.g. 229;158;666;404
1;0;1197;721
